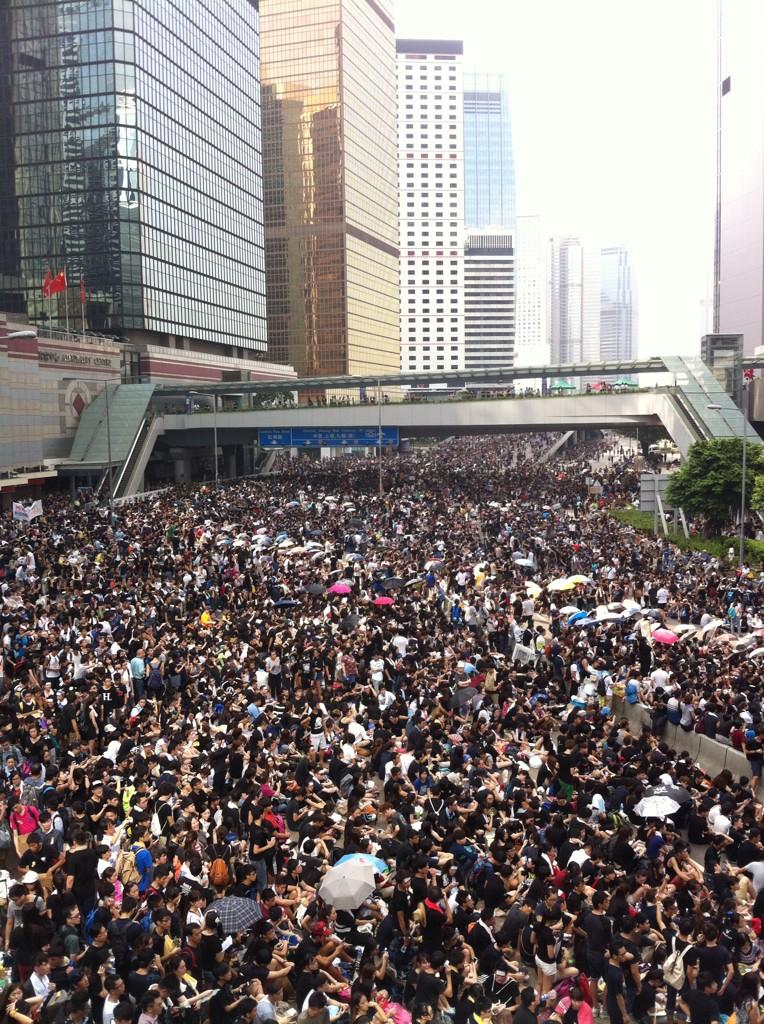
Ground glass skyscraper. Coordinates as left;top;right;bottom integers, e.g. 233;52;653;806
600;246;634;362
260;0;399;378
463;72;516;231
0;0;266;353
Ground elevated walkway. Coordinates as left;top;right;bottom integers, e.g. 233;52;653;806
59;370;762;497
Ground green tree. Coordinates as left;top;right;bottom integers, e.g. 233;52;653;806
665;437;764;533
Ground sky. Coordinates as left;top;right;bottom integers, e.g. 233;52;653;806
398;0;719;358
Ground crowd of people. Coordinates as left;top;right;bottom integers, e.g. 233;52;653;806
0;432;763;1024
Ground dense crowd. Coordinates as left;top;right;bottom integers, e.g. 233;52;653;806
0;433;763;1024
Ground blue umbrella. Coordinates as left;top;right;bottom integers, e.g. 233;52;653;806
568;610;589;624
336;853;389;874
275;598;301;608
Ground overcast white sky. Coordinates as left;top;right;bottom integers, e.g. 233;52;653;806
398;0;719;358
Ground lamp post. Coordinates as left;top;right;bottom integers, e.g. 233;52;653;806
189;391;219;488
708;398;747;567
377;379;383;498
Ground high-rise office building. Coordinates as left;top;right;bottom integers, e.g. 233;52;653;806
0;0;267;354
464;231;514;369
600;246;635;362
715;0;764;355
397;39;465;374
514;215;551;369
550;237;600;365
463;72;516;231
260;0;399;378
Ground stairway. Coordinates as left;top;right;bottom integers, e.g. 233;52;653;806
67;383;156;469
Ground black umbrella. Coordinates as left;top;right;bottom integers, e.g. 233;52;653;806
207;897;262;934
349;517;364;528
274;598;301;608
644;784;691;805
304;583;325;595
405;577;424;588
340;614;362;633
382;577;405;591
449;686;477;709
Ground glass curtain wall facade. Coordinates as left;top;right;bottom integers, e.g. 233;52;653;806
463;72;515;231
0;0;266;353
260;0;399;378
599;246;634;362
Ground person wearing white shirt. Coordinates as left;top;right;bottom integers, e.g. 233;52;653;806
369;657;385;692
28;955;53;999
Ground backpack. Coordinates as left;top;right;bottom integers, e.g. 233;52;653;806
20;779;39;807
607;811;628;830
118;848;141;886
209;848;231;888
0;821;11;849
467;856;491;891
663;937;692;990
84;906;100;943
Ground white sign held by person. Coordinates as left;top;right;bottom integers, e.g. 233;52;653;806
12;500;43;523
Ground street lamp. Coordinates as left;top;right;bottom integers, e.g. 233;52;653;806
377;379;383;498
189;391;219;488
708;399;747;567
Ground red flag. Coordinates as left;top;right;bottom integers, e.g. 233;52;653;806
79;278;86;305
744;368;755;381
42;269;52;298
48;269;67;295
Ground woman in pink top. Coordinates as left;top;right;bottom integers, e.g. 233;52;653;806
9;802;40;860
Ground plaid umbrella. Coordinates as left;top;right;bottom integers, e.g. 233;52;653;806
207;897;262;934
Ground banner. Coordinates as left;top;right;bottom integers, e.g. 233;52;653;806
11;501;43;523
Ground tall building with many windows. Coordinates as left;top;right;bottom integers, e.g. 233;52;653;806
397;39;464;374
600;245;635;362
514;215;551;370
464;231;514;370
550;236;600;365
715;0;764;354
0;0;267;354
463;72;515;232
260;0;399;378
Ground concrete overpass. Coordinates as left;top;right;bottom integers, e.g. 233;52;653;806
62;351;762;496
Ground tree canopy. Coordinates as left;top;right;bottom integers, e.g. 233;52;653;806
665;437;764;532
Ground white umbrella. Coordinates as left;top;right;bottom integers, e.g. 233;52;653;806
635;795;680;818
548;578;574;592
559;605;580;615
279;539;295;549
318;859;378;910
622;599;641;610
701;618;724;637
749;647;764;659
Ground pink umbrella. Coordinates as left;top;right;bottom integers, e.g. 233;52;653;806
327;582;352;595
373;596;395;606
653;628;679;645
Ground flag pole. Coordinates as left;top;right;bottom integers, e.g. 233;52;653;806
80;279;86;337
64;265;70;336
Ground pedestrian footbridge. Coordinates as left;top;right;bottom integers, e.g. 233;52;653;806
62;353;761;496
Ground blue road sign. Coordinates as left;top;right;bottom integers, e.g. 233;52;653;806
258;427;399;448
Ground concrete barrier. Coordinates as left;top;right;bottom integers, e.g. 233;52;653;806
613;697;752;780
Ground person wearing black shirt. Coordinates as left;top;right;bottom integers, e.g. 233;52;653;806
64;831;100;914
605;941;629;1024
513;988;540;1024
680;972;721;1024
389;875;413;941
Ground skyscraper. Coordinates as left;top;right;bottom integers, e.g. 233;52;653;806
0;0;267;354
550;237;600;365
514;215;551;370
600;246;635;362
715;0;764;354
463;72;516;231
398;39;465;374
260;0;399;378
464;231;514;369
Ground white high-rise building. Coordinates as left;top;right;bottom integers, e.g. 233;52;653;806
515;215;551;371
550;236;601;366
397;39;465;373
464;232;515;370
